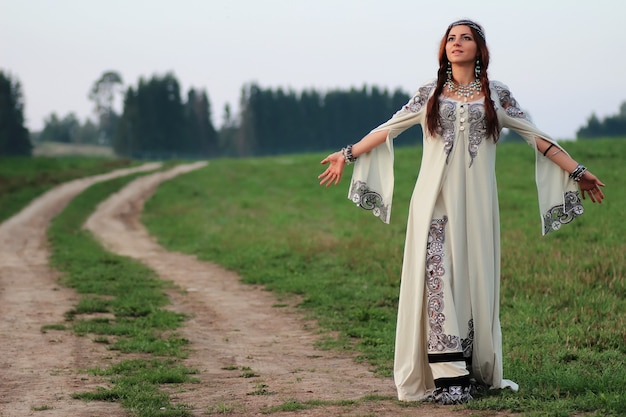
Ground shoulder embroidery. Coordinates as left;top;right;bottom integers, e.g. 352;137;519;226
406;81;436;113
492;83;529;120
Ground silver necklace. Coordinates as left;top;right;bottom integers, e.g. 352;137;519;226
444;78;481;101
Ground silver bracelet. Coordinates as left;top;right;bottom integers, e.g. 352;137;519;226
569;164;587;182
547;149;561;159
341;144;357;164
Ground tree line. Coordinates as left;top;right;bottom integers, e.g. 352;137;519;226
33;70;420;158
230;83;418;157
112;75;419;158
2;68;625;158
576;103;626;139
114;73;218;159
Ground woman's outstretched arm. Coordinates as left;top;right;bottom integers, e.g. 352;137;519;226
318;129;389;187
535;137;606;203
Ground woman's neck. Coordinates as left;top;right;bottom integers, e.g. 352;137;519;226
451;64;476;85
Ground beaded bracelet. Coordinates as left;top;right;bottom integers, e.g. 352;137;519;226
341;144;357;164
569;164;587;182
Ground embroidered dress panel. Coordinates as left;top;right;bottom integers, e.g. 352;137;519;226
424;192;472;386
439;101;456;162
467;104;487;166
426;216;462;353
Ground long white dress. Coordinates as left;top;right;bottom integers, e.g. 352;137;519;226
348;80;584;402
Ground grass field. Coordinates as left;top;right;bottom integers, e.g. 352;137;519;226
2;138;624;416
0;156;133;223
141;139;625;416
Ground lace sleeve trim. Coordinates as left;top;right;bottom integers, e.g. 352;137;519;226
349;180;389;223
543;191;584;235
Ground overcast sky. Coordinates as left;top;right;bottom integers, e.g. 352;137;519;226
1;0;624;139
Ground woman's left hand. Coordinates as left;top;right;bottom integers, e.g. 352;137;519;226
578;171;606;203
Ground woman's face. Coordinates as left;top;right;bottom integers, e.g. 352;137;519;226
445;25;478;65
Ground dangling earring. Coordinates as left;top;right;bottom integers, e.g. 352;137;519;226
474;58;481;79
444;61;454;92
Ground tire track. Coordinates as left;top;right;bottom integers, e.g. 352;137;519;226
0;163;161;417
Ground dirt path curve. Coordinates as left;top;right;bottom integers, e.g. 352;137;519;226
0;163;161;417
83;163;513;417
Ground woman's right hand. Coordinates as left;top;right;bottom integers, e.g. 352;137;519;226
318;151;346;187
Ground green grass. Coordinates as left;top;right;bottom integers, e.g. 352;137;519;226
47;172;197;417
142;139;626;416
73;359;197;416
31;405;53;411
0;156;134;223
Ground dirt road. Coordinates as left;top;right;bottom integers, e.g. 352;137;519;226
0;163;161;417
1;162;512;416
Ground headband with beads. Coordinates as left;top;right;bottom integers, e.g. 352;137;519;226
448;20;485;41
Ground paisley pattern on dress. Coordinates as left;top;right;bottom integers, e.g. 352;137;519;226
349;180;389;222
426;216;461;353
406;81;436;113
493;84;529;120
467;104;487;166
543;190;584;235
439;101;457;163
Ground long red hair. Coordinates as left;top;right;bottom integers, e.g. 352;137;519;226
426;22;500;140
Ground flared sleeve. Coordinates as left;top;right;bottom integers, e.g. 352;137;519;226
490;81;584;235
348;81;436;223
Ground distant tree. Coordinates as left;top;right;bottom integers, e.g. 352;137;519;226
577;103;626;139
114;86;137;156
74;118;99;144
89;70;123;144
185;88;219;156
299;89;324;148
603;115;626;136
218;103;238;156
115;73;208;158
234;83;260;156
0;71;31;156
39;113;80;143
577;113;602;139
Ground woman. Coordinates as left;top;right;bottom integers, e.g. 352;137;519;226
318;19;605;404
